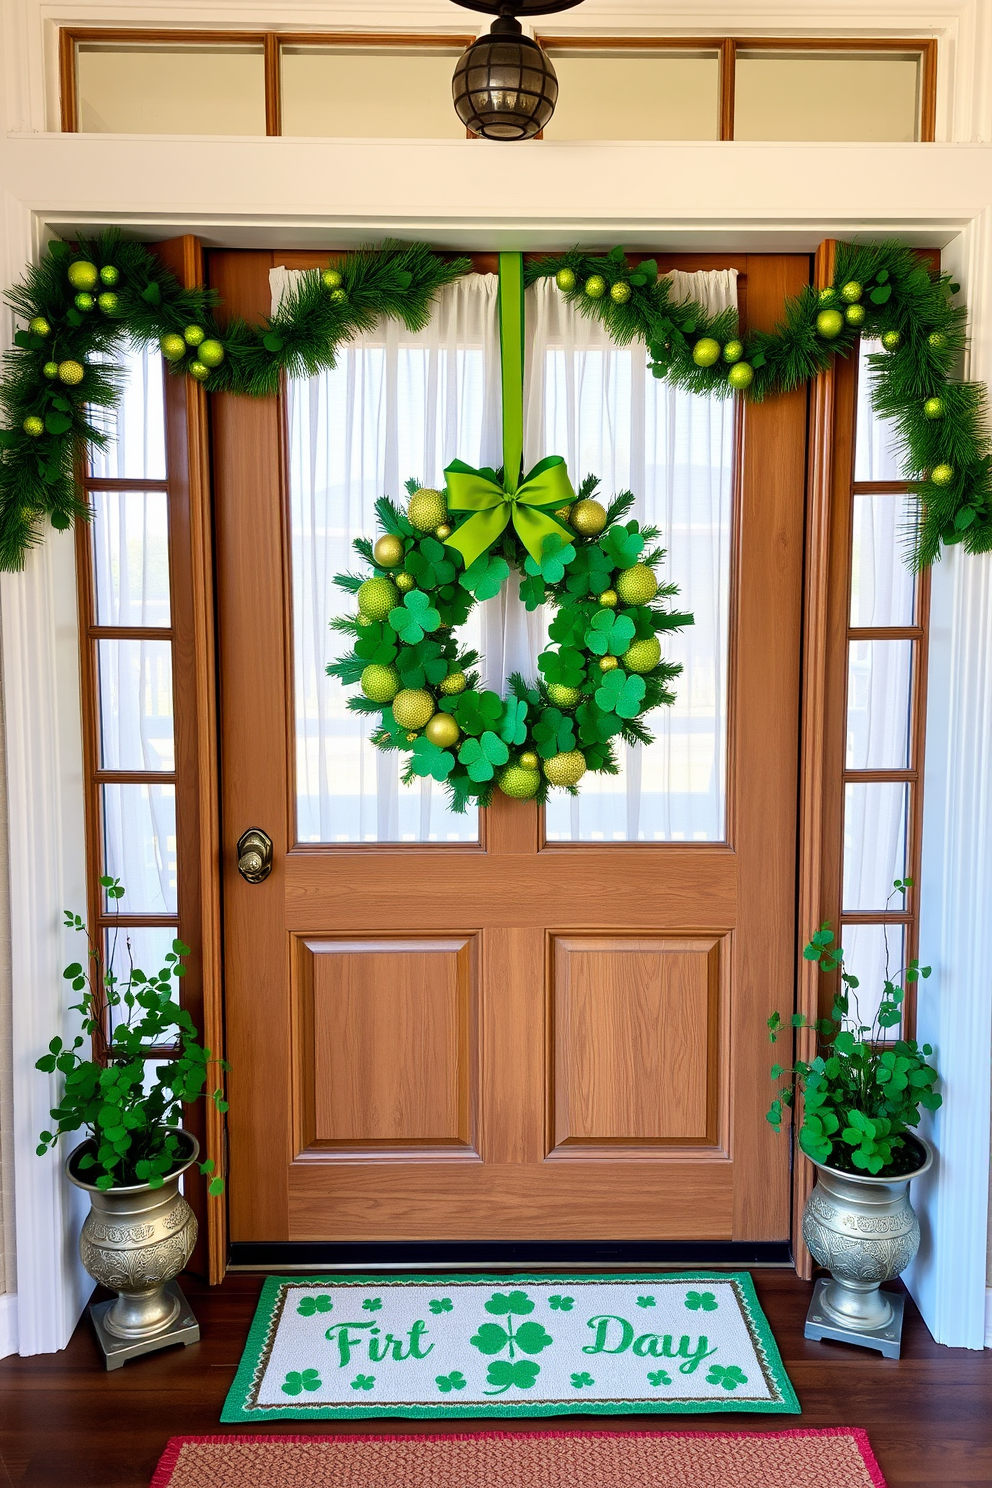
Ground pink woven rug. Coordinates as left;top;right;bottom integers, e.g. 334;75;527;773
151;1427;887;1487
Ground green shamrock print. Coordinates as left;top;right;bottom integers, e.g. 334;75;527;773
388;589;441;645
707;1365;748;1391
281;1368;322;1396
484;1359;541;1395
362;1298;383;1312
471;1319;553;1357
595;668;647;718
483;1289;535;1317
429;1298;454;1314
458;730;510;783
570;1372;595;1388
548;1295;574;1311
351;1374;376;1391
647;1369;672;1387
685;1290;718;1312
296;1295;333;1317
471;1290;552;1373
636;1295;656;1309
435;1371;467;1393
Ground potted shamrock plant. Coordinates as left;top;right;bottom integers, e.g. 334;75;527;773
36;877;228;1365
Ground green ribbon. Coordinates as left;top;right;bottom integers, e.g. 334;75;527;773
443;455;576;569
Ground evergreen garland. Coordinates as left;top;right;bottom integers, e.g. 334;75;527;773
526;243;988;568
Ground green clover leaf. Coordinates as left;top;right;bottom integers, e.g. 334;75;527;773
458;731;509;782
429;1297;454;1314
524;534;576;584
570;1372;595;1388
353;621;399;666
484;1289;536;1316
564;544;613;598
685;1290;718;1311
538;646;586;690
409;737;455;781
435;1371;466;1393
406;537;456;591
484;1360;541;1395
297;1295;333;1316
548;606;589;647
362;1297;383;1312
532;707;577;759
351;1373;376;1390
603;522;645;569
499;696;529;746
707;1364;748;1391
647;1369;672;1386
396;638;447;689
282;1368;322;1396
388;589;441;644
514;1322;554;1355
519;572;547;611
576;701;623;746
584;609;636;657
548;1294;574;1311
471;1322;511;1355
595;669;647;718
460;552;510;600
636;1295;656;1309
448;689;503;737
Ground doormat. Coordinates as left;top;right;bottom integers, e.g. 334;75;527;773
221;1272;800;1422
152;1428;886;1488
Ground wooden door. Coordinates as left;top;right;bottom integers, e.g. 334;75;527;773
212;251;809;1250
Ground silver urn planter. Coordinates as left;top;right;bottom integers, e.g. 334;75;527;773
802;1134;932;1358
66;1128;201;1369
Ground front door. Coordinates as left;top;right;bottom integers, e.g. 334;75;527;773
212;250;808;1249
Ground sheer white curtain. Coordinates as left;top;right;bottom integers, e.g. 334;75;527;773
278;270;500;843
523;272;738;842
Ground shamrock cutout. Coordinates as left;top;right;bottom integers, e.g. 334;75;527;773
576;701;623;747
406;537;456;591
519;572;547;611
353;621;398;667
447;689;503;737
647;1369;672;1386
548;1295;574;1311
636;1296;656;1309
571;1372;595;1388
435;1371;466;1392
548;606;588;648
538;645;586;690
524;533;576;584
429;1297;454;1314
603;522;645;570
584;609;636;657
362;1297;383;1312
351;1374;376;1391
484;1360;541;1395
484;1288;536;1317
460;552;511;601
706;1365;748;1391
595;669;647;718
499;696;529;746
685;1290;718;1312
297;1294;333;1316
282;1368;322;1396
532;707;577;760
458;731;510;783
564;543;614;598
388;589;441;644
409;737;455;781
397;638;447;689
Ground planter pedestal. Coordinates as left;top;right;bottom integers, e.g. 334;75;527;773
804;1276;906;1358
90;1279;199;1370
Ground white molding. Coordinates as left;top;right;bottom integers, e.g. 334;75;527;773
0;1294;18;1359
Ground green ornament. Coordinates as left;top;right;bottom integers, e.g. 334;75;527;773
547;683;581;709
358;575;399;620
840;281;863;304
610;281;632;304
408;488;447;532
818;287;838;306
728;361;754;390
28;316;50;337
931;463;955;487
623;636;662;673
555;267;576;293
692;338;721;368
722;340;744;363
67;260;99;292
928;331;948;352
22;416;44;438
584;275;607;300
543;750;587;788
99;265;120;287
183;324;206;347
329;288;348;306
188;361;210;383
160;333;187;363
923;397;945;420
361;664;400;703
615;564;658;606
845;303;867;327
42;361;59;380
439;671;467;696
392;689;435;731
598;589;617;607
97;291;119;314
321;268;344;291
395;572;416;593
881;329;902;351
498;764;540;800
74;292;94;312
816;309;844;340
197;339;225;368
57;360;84;385
598;655;619;672
519;751;539;770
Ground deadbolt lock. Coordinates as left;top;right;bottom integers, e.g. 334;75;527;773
237;828;273;884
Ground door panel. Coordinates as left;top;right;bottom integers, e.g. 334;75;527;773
212;250;808;1249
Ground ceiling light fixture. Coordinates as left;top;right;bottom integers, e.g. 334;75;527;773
450;0;586;142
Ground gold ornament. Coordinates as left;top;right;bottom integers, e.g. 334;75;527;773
57;360;84;385
882;330;902;351
67;260;99;292
816;309;844;340
569;498;608;536
360;664;400;703
692;338;721;368
610;281;632;304
439;671;467;696
183;324;206;347
547;683;580;709
330;289;348;306
198;339;225;368
928;331;948;352
99;265;120;287
28;316;50;337
357;615;373;627
722;340;744;364
188;361;210;382
598;589;618;607
160;333;186;363
599;656;619;672
923;397;945;420
425;713;460;748
408;488;447;532
373;534;404;568
615;564;658;606
22;416;44;438
322;268;344;291
931;464;955;487
840;280;863;303
357;575;399;620
42;361;59;380
406;732;418;742
396;572;416;593
74;293;94;312
392;689;436;731
519;751;539;770
543;750;587;788
498;764;540;800
623;636;662;673
728;361;754;390
555;267;576;293
97;292;119;314
845;304;866;327
435;523;452;539
584;275;607;299
554;504;572;525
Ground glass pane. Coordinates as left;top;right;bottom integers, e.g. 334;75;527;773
98;639;175;771
850;493;917;627
843;782;909;912
76;44;265;135
103;927;181;1032
88;343;166;480
286;274;500;843
102;782;177;914
524;278;734;843
92;490;171;628
735;52;920;141
846;640;913;770
281;46;467;138
839;922;906;1036
854;340;904;483
543;51;719;140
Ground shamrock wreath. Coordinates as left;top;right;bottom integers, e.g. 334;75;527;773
329;473;693;811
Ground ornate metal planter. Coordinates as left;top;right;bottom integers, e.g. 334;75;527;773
802;1135;932;1358
66;1129;201;1369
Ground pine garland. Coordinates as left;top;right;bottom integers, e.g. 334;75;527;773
526;243;988;568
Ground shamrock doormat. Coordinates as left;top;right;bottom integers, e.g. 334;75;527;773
221;1272;800;1422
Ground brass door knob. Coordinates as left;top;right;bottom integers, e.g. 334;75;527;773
237;828;273;884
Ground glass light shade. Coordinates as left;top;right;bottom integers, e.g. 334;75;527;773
453;19;558;140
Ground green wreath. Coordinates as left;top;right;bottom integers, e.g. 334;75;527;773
329;474;691;811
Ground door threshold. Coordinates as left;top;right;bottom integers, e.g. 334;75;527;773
228;1240;793;1272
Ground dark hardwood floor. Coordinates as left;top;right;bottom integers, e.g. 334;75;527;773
0;1271;988;1487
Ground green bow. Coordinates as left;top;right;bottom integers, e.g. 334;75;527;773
442;456;575;570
